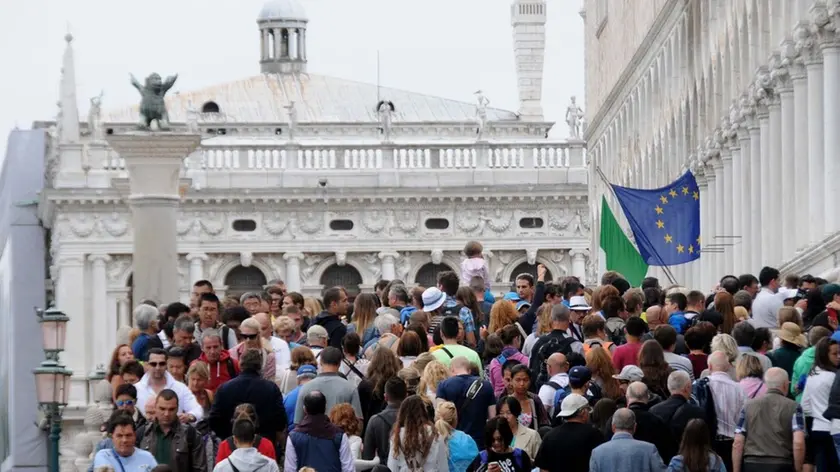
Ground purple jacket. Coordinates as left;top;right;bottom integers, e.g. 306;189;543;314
488;347;530;397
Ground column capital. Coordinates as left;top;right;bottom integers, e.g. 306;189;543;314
378;251;399;261
283;252;304;261
186;252;208;262
88;253;111;264
57;254;86;266
569;249;589;259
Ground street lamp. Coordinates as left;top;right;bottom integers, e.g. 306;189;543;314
33;307;72;472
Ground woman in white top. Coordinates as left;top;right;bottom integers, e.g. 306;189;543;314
522;305;552;357
497;395;542;462
800;337;840;471
387;395;449;472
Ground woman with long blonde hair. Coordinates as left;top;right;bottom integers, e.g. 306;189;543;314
348;293;378;342
303;297;322;318
434;401;479;472
388;395;448;472
229;317;275;380
523;304;552;356
418;361;449;402
585;346;621;400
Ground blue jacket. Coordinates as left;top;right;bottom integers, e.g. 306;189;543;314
589;432;666;472
668;312;689;334
289;429;343;472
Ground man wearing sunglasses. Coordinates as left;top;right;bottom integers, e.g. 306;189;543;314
135;348;204;423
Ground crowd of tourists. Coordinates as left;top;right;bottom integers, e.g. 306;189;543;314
89;240;840;472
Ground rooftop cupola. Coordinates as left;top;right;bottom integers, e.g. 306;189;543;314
257;0;308;74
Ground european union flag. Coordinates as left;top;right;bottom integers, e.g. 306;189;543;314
611;171;700;266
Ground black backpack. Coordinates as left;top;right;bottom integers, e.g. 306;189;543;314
533;335;577;389
441;303;464;319
226;434;263;453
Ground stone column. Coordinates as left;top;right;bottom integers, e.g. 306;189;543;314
106;132;201;305
748;121;762;271
260;30;266;60
117;292;131;330
378;252;398;281
778;84;796;262
822;43;840;234
792;65;809;251
283;252;303;292
705;164;718;284
571;250;588;284
737;130;752;273
719;148;733;274
727;143;740;274
807;57;825;244
757;109;771;267
711;157;724;279
767;99;782;265
89;253;110;373
55;254;88;405
696;171;709;290
274;28;282;59
186;252;207;286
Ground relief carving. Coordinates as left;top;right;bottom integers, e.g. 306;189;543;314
456;210;488;235
199;213;226;236
301;254;323;282
493;250;514;282
362;210;388;234
107;255;131;286
396;252;412;281
362;252;381;280
298;211;324;235
263;212;294;237
548;209;572;235
391;210;419;234
207;254;229;282
101;213;129;237
484;209;513;234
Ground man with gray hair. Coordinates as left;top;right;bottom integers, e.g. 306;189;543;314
705;350;745;472
606;381;675;462
240;292;262;315
589;408;665;471
306;325;328;359
529;303;583;390
650;370;707;445
362;313;402;359
131;304;163;361
171;315;202;365
733;367;805;472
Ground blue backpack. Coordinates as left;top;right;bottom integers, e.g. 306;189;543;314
479;449;524;470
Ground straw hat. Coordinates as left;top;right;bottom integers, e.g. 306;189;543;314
778;322;807;347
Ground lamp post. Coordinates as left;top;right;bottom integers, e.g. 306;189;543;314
33;307;72;472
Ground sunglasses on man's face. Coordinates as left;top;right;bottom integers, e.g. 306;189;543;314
115;399;135;407
147;362;166;367
241;333;259;340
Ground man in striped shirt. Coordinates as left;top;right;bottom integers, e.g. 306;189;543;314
706;351;745;472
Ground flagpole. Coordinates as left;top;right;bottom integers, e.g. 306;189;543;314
595;167;679;286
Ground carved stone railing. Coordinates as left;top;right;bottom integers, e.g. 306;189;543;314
99;141;585;172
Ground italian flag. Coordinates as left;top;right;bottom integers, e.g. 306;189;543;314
599;196;649;286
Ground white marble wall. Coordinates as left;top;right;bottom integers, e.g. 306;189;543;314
587;0;840;289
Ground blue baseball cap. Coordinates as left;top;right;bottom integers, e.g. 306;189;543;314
831;331;840;343
516;300;531;311
297;365;317;378
503;292;521;302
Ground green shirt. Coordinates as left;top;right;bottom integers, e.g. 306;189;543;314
431;343;484;376
153;424;174;466
791;346;816;402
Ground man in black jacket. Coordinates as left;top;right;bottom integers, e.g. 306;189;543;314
315;287;349;348
650;371;706;444
606;381;677;462
209;348;287;456
362;377;407;465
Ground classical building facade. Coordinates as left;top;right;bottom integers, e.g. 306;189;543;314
33;2;586;466
584;0;840;289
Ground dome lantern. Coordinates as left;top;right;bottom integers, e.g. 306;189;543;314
257;0;308;74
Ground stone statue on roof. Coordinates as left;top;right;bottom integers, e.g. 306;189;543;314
185;100;199;133
566;96;584;138
87;91;104;141
377;100;395;142
285;101;298;141
475;90;490;141
130;72;178;131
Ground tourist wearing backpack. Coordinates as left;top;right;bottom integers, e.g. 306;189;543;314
601;295;628;346
528;304;583;390
581;315;616;356
488;325;530;397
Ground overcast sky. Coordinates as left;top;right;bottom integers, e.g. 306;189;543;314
0;0;584;151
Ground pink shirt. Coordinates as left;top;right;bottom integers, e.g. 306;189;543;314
488;347;530;397
611;341;643;371
460;258;491;289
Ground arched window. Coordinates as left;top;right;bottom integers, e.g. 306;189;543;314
320;264;363;297
508;262;553;287
201;101;220;114
415;263;455;289
224;266;267;300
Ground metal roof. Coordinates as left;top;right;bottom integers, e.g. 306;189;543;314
101;73;520;125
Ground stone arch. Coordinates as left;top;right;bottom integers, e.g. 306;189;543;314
319;264;363;297
501;255;564;286
406;254;462;286
308;256;374;287
211;255;279;289
414;263;457;289
224;266;268;299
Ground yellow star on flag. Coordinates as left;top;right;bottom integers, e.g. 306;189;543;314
655;206;664;215
660;195;669;204
677;244;685;253
682;186;689;195
664;234;673;243
669;189;678;198
656;220;665;229
688;244;695;254
692;191;699;200
697;236;701;245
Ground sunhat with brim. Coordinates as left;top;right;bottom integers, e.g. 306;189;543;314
568;295;591;311
422;287;447;312
778;322;807;347
612;365;644;382
556;393;589;418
